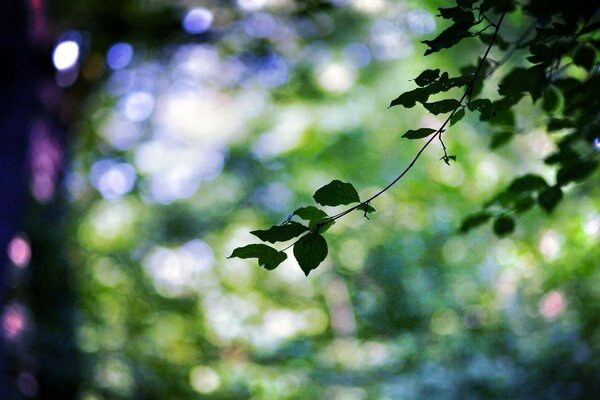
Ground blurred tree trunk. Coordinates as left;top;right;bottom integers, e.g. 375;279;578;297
1;1;81;398
0;0;35;396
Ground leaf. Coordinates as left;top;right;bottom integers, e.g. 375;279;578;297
229;244;287;270
389;88;430;108
538;186;563;213
547;118;575;131
507;174;549;193
414;69;440;87
573;44;596;71
459;211;492;233
514;196;535;213
580;21;600;35
498;66;546;100
556;160;598;186
251;221;309;243
493;216;515;237
468;98;494;118
450;108;465;126
490;131;513;149
357;203;376;219
424;99;460;115
293;206;329;227
542;87;560;113
438;7;474;23
422;21;474;55
402;128;437;139
293;233;328;276
313;180;360;207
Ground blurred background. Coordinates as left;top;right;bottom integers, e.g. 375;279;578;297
1;0;600;399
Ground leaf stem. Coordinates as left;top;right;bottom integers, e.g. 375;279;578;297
318;5;509;228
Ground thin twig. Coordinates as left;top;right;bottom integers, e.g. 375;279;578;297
317;5;509;228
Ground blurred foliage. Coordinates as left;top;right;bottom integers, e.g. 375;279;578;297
8;0;600;399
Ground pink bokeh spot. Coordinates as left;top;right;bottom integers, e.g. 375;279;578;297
539;290;566;321
8;235;31;268
2;304;27;340
29;120;63;203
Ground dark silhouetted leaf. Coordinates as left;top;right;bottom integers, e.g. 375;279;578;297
581;21;600;35
423;99;460;115
389;88;430;108
450;108;465;126
415;69;440;87
459;211;492;233
293;233;328;276
490;131;513;148
402;128;437;139
508;174;549;193
293;206;329;228
557;160;598;185
573;45;596;71
229;244;287;270
538;186;563;212
547;118;575;131
468;98;494;118
251;221;309;243
422;21;474;55
498;66;546;100
493;216;515;237
514;196;535;213
313;180;360;206
542;87;560;113
438;7;474;23
357;203;376;216
544;147;579;165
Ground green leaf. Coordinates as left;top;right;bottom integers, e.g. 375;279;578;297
459;211;492;233
542;87;560;113
357;203;376;218
490;131;513;149
313;180;360;207
229;244;287;270
450;108;465;126
573;45;596;71
507;174;549;193
514;196;535;213
293;206;329;228
402;128;437;139
468;98;494;118
556;160;598;185
424;99;460;115
293;233;328;276
389;88;430;108
422;21;474;55
414;69;440;87
498;66;546;100
251;221;309;243
493;216;515;237
538;186;563;213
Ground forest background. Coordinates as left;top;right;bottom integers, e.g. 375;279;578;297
1;0;599;399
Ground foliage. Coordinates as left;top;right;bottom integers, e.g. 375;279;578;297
231;0;600;275
25;0;600;399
